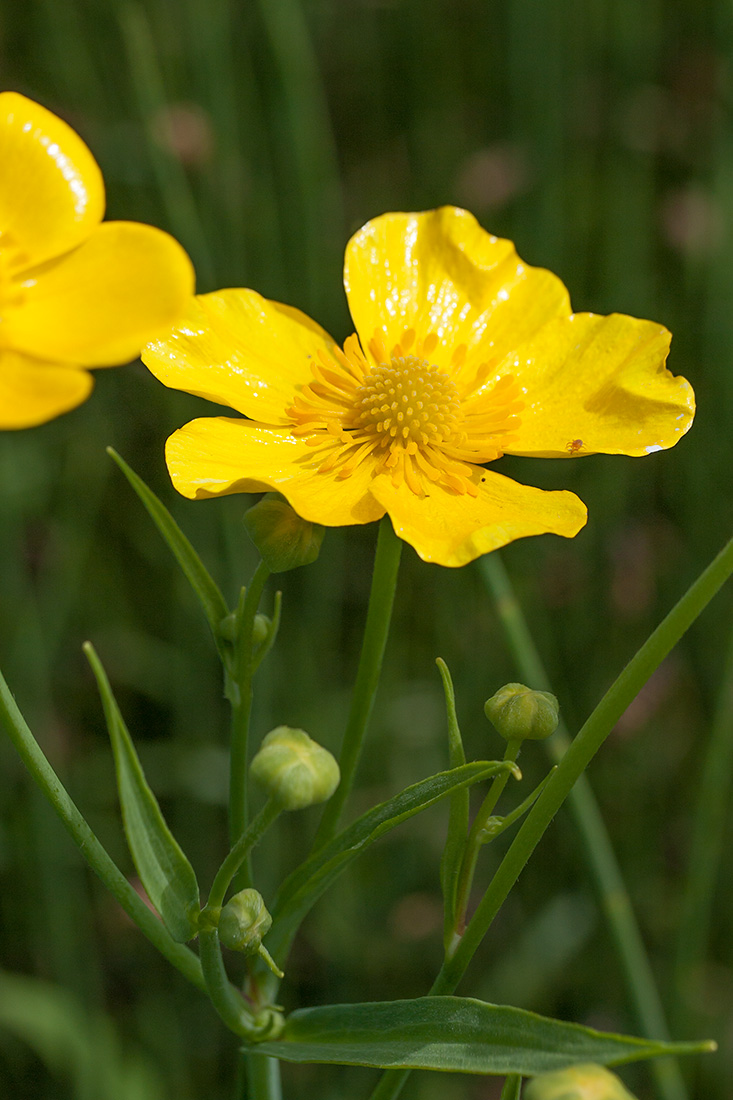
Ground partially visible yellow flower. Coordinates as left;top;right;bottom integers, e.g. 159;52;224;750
143;207;694;567
524;1062;638;1099
0;92;194;428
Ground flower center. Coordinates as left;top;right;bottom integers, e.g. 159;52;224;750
287;330;524;498
350;356;461;448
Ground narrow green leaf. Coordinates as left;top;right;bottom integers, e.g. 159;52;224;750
436;658;469;936
85;643;200;943
252;997;714;1075
268;762;514;960
106;449;229;649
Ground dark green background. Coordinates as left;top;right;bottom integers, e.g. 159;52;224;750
0;1;731;1097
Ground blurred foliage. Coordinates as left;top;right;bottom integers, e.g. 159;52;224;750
1;1;732;1098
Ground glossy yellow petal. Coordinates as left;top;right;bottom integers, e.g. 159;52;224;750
499;313;694;457
0;92;104;269
344;207;569;369
166;417;385;526
5;221;194;367
370;468;587;567
0;350;93;429
143;288;339;423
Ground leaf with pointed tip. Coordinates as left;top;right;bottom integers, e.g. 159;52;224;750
107;449;229;652
85;643;200;943
252;997;714;1074
435;658;468;934
267;762;515;961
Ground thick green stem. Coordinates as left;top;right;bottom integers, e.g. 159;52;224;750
480;553;688;1100
229;561;271;847
674;616;733;1023
313;517;402;846
0;667;206;993
246;1053;283;1100
369;531;733;1100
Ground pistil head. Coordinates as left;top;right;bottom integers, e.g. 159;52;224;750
351;356;461;447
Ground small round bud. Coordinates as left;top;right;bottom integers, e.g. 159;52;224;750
218;889;272;953
524;1064;638;1100
250;726;340;810
244;495;325;573
484;683;559;742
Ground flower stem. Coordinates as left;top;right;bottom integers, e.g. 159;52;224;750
229;560;271;848
198;929;259;1038
479;552;688;1100
208;799;281;910
246;1054;283;1100
0;666;206;993
369;530;733;1100
313;516;402;846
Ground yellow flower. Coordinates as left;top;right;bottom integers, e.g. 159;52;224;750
0;92;194;428
143;207;694;567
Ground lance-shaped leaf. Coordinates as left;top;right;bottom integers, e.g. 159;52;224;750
252;997;714;1074
107;449;229;654
267;762;516;961
435;658;468;934
85;643;200;942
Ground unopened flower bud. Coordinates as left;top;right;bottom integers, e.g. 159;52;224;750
484;683;559;742
250;726;340;810
524;1064;637;1100
244;495;324;573
218;888;272;953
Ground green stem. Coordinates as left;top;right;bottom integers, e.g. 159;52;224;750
480;553;688;1100
452;740;521;937
0;667;206;993
199;929;259;1038
369;531;733;1100
313;517;402;846
674;616;733;1022
246;1053;283;1100
229;561;271;847
500;1074;523;1100
208;799;281;910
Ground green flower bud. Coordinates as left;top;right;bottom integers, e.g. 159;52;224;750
484;683;559;742
244;494;324;573
218;889;272;953
524;1064;638;1100
250;726;340;810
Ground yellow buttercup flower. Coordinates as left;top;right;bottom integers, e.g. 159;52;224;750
0;92;194;428
143;207;694;567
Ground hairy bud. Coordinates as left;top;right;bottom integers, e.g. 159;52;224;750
484;683;559;742
250;726;340;810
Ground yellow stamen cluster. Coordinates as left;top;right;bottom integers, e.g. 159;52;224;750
352;356;461;446
287;329;524;498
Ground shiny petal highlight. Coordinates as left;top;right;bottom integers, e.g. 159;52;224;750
143;289;339;423
501;313;695;457
0;92;104;269
344;206;570;371
166;417;385;526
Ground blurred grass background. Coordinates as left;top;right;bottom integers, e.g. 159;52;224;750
0;0;732;1097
